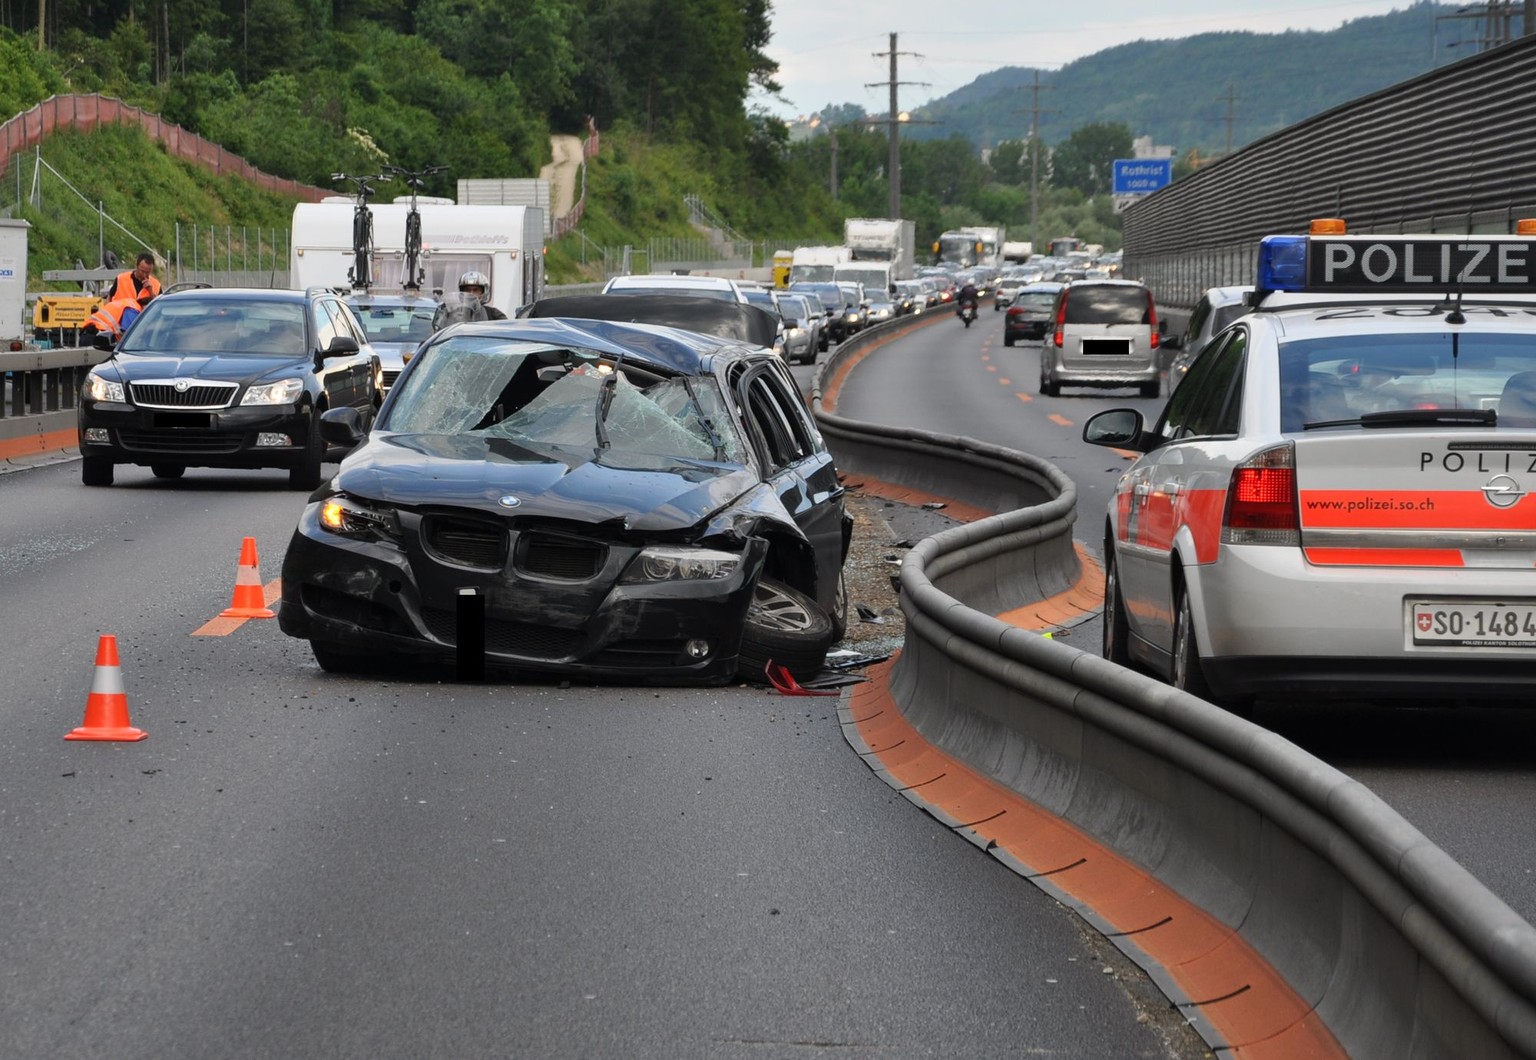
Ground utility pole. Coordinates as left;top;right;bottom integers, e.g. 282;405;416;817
868;33;926;220
1219;83;1238;154
828;124;838;199
1024;71;1052;254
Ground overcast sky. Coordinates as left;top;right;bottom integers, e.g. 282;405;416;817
757;0;1424;120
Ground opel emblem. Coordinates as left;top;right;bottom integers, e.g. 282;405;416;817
174;379;191;392
1481;474;1527;509
498;495;521;509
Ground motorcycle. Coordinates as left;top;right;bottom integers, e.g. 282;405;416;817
958;302;977;328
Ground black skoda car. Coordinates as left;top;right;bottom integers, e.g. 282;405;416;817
278;308;850;684
78;287;380;489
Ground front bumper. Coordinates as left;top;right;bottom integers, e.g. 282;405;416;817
79;399;314;469
278;504;769;684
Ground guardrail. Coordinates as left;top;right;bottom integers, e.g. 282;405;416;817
811;322;1536;1057
0;345;102;463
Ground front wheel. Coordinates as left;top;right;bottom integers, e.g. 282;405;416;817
289;410;325;491
311;640;369;674
737;578;837;683
1102;548;1131;666
82;456;113;487
151;463;185;480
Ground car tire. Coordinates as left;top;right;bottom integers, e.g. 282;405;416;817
290;409;325;491
1171;583;1213;700
1004;334;1015;347
151;463;185;480
82;457;113;487
828;571;849;643
310;639;368;674
737;578;837;683
1103;548;1131;667
1141;378;1161;399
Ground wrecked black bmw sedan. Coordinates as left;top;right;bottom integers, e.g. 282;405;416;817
278;313;850;684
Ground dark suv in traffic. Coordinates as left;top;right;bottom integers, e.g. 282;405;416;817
78;287;380;489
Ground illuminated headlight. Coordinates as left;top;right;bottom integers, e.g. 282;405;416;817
84;374;125;402
318;495;398;537
241;378;305;405
621;546;741;583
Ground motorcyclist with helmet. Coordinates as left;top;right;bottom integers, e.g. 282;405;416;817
956;280;979;314
458;270;506;320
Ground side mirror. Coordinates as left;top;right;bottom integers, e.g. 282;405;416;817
1161;334;1183;350
92;332;115;352
319;406;366;449
1082;408;1153;452
321;334;360;359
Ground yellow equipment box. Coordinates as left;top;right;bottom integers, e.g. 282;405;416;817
34;294;102;329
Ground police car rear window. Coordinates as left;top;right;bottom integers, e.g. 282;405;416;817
1062;286;1152;325
1278;333;1536;430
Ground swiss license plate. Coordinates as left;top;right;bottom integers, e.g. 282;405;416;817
1410;601;1536;647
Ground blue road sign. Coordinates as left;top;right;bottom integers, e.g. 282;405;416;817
1112;159;1172;195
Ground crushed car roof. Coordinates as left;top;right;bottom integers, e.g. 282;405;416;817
524;294;779;350
433;313;763;376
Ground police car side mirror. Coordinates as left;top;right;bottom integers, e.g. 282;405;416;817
319;406;366;449
1082;408;1153;452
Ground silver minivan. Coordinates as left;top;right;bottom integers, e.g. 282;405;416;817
1040;280;1161;398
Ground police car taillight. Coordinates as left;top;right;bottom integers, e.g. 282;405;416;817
1221;444;1299;546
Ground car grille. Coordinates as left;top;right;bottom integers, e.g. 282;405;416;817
423;517;508;569
420;607;580;658
130;381;238;409
117;429;243;454
519;535;606;579
381;369;401;390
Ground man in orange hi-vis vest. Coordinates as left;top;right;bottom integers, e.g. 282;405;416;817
107;252;161;305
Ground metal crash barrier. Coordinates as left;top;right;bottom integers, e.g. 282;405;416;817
812;322;1536;1058
0;346;103;462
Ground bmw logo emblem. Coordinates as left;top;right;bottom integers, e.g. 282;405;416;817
498;495;521;509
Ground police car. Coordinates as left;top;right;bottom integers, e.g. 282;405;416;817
1083;219;1536;707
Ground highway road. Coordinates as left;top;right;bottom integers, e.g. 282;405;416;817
0;381;1204;1055
834;308;1536;932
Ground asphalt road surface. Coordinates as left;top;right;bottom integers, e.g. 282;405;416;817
0;439;1204;1057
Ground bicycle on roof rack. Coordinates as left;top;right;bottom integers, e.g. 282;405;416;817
382;163;448;293
332;171;391;291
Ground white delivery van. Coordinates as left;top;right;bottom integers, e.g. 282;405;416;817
290;198;545;312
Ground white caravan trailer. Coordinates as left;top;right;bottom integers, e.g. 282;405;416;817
290;198;545;311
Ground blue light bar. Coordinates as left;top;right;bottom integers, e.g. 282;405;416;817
1256;235;1308;292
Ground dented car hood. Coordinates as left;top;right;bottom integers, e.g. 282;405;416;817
334;432;760;533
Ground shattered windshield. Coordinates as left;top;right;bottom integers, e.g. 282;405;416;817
383;336;747;462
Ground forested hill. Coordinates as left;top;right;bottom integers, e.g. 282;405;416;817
903;2;1452;152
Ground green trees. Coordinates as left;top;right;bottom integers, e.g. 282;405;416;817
1047;122;1133;198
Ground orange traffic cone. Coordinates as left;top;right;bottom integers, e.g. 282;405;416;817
220;536;275;619
66;635;148;741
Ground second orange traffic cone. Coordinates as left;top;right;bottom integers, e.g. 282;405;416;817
220;536;275;619
65;634;147;742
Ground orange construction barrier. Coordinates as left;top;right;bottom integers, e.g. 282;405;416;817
220;536;275;619
66;635;148;741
